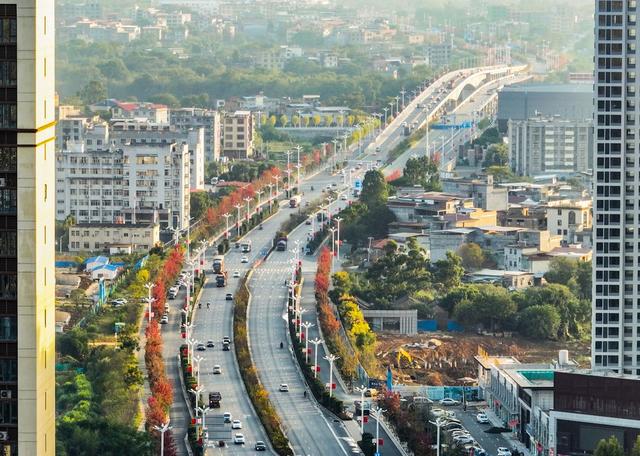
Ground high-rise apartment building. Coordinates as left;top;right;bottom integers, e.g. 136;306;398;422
593;0;638;374
0;1;57;454
221;111;254;160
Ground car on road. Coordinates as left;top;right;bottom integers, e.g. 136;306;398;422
222;342;230;351
305;218;312;225
233;433;245;445
440;398;460;406
375;146;381;153
196;343;206;351
223;412;232;423
160;315;169;324
213;365;222;374
497;447;511;456
476;412;489;424
241;256;249;263
341;194;348;201
223;336;231;344
232;271;240;278
231;419;242;429
279;383;289;392
111;298;127;306
206;340;215;348
255;441;267;451
225;293;233;301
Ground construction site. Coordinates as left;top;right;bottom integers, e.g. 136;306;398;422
376;332;591;386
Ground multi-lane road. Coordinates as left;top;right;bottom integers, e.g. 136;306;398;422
162;64;528;455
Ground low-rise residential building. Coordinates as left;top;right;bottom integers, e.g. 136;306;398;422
442;175;509;211
110;101;169;123
68;222;160;253
500;206;548;231
545;199;592;243
387;191;472;231
221;111;254;160
466;269;535;289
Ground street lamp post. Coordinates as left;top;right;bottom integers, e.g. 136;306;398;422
189;385;205;420
244;197;252;221
309;337;323;377
383;107;388;127
221;212;231;239
334;217;342;263
193;354;204;387
371;407;386;455
324;354;339;398
329;227;337;270
234;204;242;237
285;150;292;192
153;421;172;456
273;175;280;195
430;419;443;456
187;337;198;366
367;236;374;263
301;321;314;358
295;145;302;186
256;189;264;211
355;385;367;436
144;282;156;323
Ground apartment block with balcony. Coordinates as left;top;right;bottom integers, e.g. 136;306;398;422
170;107;221;162
55;142;190;231
221;111;254;160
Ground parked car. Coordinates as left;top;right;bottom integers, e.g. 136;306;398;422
497;447;511;456
233;433;245;445
440;398;459;406
476;412;489;424
231;420;242;429
454;436;475;445
279;384;289;392
255;441;267;451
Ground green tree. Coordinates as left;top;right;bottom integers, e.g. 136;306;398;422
518;305;561;339
77;80;107;105
457;243;485;271
150;92;180;108
190;192;214;220
403;156;441;190
544;257;578;285
485;165;516;182
594;436;624;456
97;59;130;80
631;435;640;456
454;284;517;330
433;252;464;289
360;170;389;209
483;143;509;167
439;284;480;313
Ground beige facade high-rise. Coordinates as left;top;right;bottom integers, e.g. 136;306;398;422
10;0;56;454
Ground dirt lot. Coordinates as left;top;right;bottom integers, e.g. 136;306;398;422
376;332;590;386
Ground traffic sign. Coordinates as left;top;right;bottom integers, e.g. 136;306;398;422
354;179;362;189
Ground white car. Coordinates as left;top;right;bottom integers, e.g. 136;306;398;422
241;256;249;263
232;271;240;278
476;412;489;424
497;448;511;456
233;433;245;445
440;398;459;406
279;383;289;392
341;194;348;201
223;412;232;423
231;419;242;429
454;436;475;445
431;408;446;417
213;365;222;374
111;298;127;306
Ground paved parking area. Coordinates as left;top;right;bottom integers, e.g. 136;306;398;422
438;404;514;456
